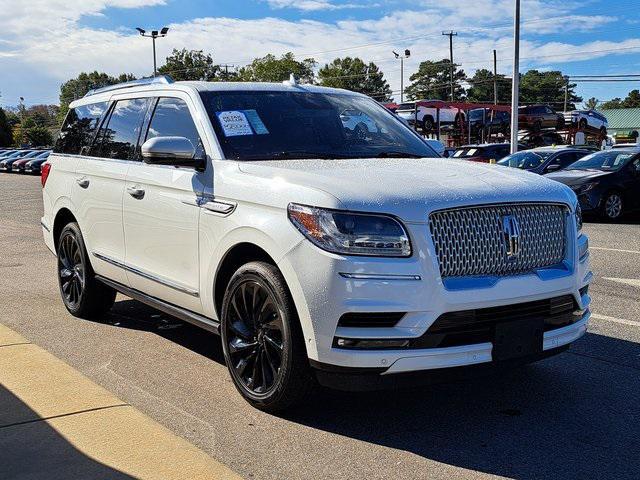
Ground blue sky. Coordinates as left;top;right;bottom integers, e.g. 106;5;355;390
1;0;640;107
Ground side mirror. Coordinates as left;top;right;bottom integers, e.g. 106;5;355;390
141;136;205;170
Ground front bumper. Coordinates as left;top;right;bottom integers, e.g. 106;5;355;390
281;218;592;376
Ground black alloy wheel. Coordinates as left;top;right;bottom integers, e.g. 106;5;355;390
221;262;313;411
226;279;284;395
56;222;116;318
58;230;85;309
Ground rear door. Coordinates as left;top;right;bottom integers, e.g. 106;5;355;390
122;94;207;313
75;97;151;285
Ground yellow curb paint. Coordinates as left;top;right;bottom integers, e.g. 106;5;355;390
0;324;242;479
0;323;29;346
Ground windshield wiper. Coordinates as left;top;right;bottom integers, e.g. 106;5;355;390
242;151;355;160
375;151;424;158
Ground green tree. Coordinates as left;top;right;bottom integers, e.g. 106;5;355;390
405;59;466;101
59;71;136;120
318;57;392;101
237;53;316;83
600;98;623;109
519;70;581;110
158;48;227;81
465;68;511;103
622;89;640;107
24;125;54;147
0;108;12;147
584;97;599;110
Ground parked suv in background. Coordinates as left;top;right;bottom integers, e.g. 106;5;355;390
42;76;591;411
468;108;510;136
498;147;590;175
564;110;608;134
518;105;564;131
396;99;464;131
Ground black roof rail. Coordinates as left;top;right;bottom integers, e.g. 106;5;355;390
84;75;174;98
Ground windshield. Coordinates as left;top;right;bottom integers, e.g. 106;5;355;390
397;103;415;111
200;91;437;161
498;151;554;169
566;151;635;171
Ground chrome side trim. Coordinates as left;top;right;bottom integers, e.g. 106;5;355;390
202;200;236;215
92;252;199;297
339;273;422;281
95;275;219;335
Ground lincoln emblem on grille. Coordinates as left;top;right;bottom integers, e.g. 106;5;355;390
501;215;521;258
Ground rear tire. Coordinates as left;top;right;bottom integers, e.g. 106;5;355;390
422;116;434;132
57;222;116;319
220;261;313;412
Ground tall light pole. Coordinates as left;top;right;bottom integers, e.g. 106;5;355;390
393;49;410;103
509;0;520;154
442;31;458;101
136;27;169;76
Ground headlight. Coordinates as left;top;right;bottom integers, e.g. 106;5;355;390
288;204;411;257
575;204;583;232
577;182;598;194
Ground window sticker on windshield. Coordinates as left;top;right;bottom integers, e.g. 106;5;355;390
243;109;269;135
216;111;253;137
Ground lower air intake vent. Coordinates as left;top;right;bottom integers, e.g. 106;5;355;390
338;312;405;328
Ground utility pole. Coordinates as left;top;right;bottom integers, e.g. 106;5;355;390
393;49;411;103
493;49;498;105
442;31;458;101
136;27;169;76
219;64;235;81
563;76;569;112
509;0;520;154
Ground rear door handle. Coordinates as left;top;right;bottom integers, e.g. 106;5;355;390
76;177;90;189
126;186;145;200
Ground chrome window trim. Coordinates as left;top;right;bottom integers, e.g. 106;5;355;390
92;252;199;297
339;273;421;281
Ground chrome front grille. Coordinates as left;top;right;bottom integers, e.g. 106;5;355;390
429;203;568;278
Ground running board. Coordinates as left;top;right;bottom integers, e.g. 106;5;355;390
96;275;220;335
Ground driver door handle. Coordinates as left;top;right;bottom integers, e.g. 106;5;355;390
75;177;90;189
126;186;145;200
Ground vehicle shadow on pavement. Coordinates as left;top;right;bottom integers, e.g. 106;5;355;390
100;301;639;479
0;386;135;480
284;332;640;480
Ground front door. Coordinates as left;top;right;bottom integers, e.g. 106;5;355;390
123;95;206;313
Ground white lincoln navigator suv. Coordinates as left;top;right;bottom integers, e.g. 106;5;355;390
42;76;592;411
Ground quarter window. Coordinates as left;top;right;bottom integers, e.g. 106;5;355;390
94;98;151;160
54;102;108;155
145;97;202;155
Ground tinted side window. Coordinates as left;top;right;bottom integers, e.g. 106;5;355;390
95;98;150;160
557;152;577;167
54;102;108;155
145;97;202;156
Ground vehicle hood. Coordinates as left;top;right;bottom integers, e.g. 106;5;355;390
237;158;575;222
545;169;613;187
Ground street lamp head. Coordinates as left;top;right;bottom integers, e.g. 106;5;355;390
160;27;169;35
392;51;399;59
151;30;158;37
136;27;145;35
404;49;411;58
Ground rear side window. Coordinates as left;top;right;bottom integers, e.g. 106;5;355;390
54;102;108;155
145;97;203;156
93;98;151;160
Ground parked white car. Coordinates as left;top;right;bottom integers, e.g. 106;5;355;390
564;110;608;133
42;77;591;411
340;109;378;138
396;99;464;131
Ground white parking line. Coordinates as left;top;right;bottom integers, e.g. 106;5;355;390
591;313;640;328
590;246;640;255
603;277;640;289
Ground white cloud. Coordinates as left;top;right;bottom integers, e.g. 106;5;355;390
0;0;636;105
265;0;368;11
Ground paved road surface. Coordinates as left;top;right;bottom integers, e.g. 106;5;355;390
1;173;639;479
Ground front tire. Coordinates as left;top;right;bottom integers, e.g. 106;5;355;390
221;261;313;412
601;192;624;220
57;222;116;319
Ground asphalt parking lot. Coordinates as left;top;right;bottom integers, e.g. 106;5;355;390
1;173;639;480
